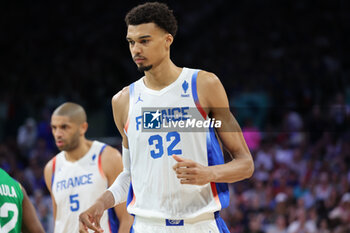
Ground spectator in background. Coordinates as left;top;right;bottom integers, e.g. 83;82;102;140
289;147;308;181
266;214;287;233
329;92;349;131
329;192;350;232
17;118;37;158
255;139;274;172
13;169;34;196
244;213;265;233
274;193;289;217
282;111;304;147
37;108;55;151
317;218;330;233
293;179;314;210
287;208;317;233
305;105;327;144
29;138;53;166
275;140;293;166
31;189;54;233
0;142;16;173
24;159;46;195
242;118;262;153
314;172;333;202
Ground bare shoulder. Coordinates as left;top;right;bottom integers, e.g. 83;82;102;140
101;145;122;162
197;70;221;85
197;70;224;98
196;70;228;108
43;158;54;190
44;158;53;176
112;86;130;128
101;145;123;177
112;86;130;107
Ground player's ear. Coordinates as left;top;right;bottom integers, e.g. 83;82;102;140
165;33;173;50
80;122;88;135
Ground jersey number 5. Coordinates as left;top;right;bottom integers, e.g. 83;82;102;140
0;202;18;233
69;194;80;212
148;131;182;159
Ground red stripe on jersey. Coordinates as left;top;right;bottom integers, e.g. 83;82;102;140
210;182;221;208
195;100;207;120
129;193;136;207
51;156;57;189
124;117;130;133
98;154;106;179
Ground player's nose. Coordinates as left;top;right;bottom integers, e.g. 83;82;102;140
54;129;64;138
132;43;142;54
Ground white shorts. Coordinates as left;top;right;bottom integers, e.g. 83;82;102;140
131;212;229;233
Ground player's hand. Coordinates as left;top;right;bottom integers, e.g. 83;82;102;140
79;201;105;233
172;155;214;185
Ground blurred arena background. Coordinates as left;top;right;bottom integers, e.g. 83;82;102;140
1;0;349;232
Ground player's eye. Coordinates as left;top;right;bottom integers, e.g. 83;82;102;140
140;39;149;44
128;40;135;45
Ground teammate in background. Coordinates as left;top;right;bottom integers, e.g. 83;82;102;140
0;168;45;233
79;2;254;233
43;102;133;233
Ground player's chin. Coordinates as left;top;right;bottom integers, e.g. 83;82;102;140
55;143;66;151
137;64;152;73
56;146;64;151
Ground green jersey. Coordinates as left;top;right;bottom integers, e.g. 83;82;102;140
0;168;23;233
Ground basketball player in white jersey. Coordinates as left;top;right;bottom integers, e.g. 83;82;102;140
79;2;254;233
43;102;133;233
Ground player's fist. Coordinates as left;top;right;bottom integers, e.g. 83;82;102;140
79;201;105;233
172;155;214;185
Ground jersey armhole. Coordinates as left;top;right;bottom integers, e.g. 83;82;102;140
98;144;107;179
51;156;57;189
191;70;207;119
124;83;135;135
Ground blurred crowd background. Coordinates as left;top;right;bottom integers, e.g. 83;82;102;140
1;0;350;232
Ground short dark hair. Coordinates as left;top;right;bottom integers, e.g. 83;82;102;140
125;2;178;37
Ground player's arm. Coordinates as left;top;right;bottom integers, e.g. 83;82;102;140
21;185;45;233
43;158;57;221
173;71;254;184
101;146;133;233
79;87;131;233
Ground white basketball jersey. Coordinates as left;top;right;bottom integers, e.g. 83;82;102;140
51;141;119;233
124;67;229;219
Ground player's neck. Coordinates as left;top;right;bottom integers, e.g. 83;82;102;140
64;139;92;162
143;60;182;90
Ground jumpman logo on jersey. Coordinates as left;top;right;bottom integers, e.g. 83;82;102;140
135;93;143;104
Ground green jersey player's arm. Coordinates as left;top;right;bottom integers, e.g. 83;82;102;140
20;184;45;233
197;71;254;183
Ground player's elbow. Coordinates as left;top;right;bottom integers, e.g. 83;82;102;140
242;157;254;179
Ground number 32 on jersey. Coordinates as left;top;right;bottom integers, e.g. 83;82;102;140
148;131;182;159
